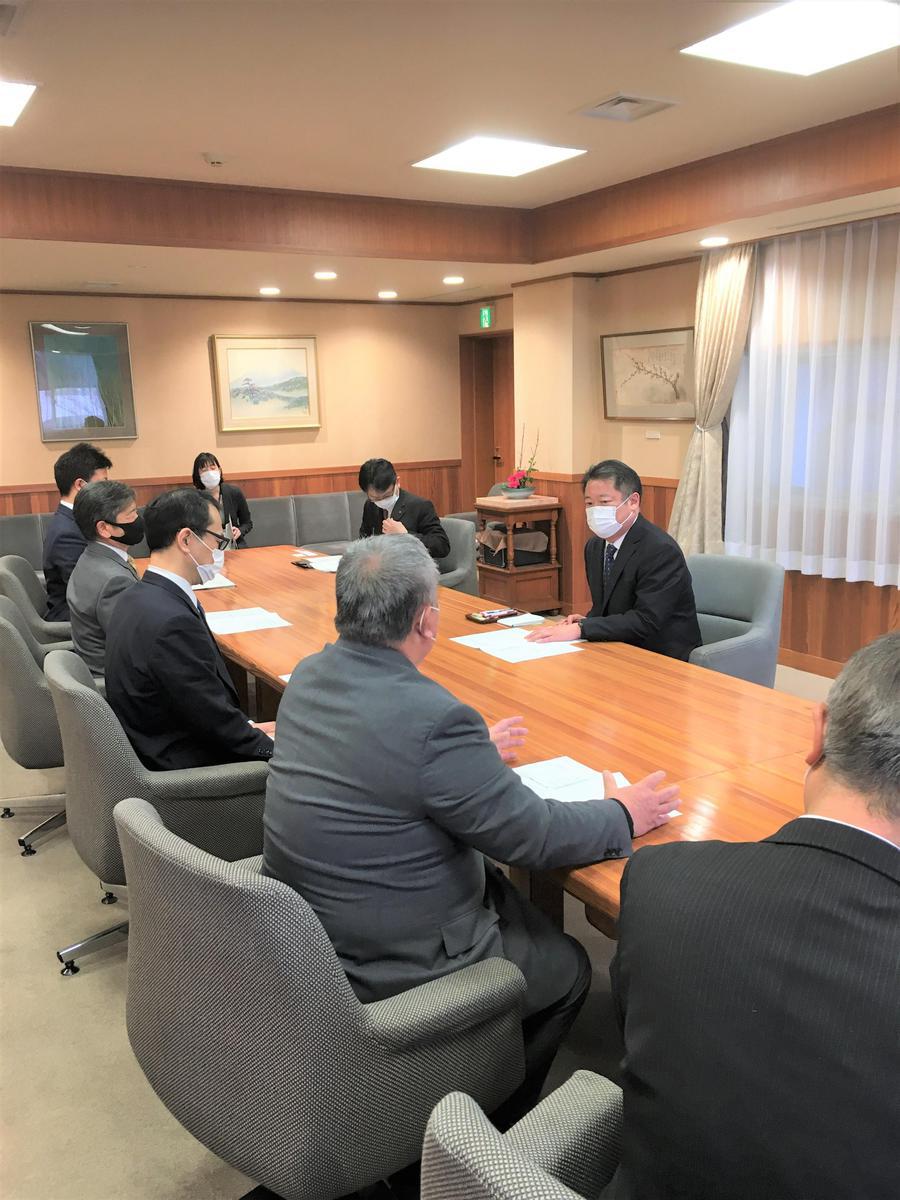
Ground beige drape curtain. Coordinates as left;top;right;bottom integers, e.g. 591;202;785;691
669;244;757;556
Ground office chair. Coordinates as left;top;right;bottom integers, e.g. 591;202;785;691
438;517;479;596
687;554;786;688
0;555;72;645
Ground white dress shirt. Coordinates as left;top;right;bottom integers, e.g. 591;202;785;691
144;565;199;608
797;813;898;850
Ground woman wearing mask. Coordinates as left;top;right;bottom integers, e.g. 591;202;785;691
191;453;253;548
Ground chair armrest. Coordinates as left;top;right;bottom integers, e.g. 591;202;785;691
137;758;269;801
690;628;775;685
42;622;72;640
365;956;526;1050
505;1069;622;1193
438;566;466;586
235;853;264;873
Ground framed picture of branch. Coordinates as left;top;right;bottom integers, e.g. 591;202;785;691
29;321;137;442
211;335;320;432
600;327;695;421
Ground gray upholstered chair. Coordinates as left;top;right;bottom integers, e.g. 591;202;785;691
421;1070;623;1200
44;650;269;975
446;481;506;528
243;496;297;548
438;517;479;596
0;555;72;645
687;554;786;688
347;487;367;537
0;513;44;571
293;491;353;554
0;597;67;845
113;796;528;1200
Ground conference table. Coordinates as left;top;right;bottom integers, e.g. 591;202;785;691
187;544;813;936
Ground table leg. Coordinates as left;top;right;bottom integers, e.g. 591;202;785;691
509;867;565;926
505;517;516;573
256;678;282;722
549;512;558;565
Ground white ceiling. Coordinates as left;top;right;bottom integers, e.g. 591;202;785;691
1;0;898;208
3;190;898;301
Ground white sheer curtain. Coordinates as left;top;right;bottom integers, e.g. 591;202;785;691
725;216;900;588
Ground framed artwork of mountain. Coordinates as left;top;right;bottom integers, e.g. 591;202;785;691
211;335;320;432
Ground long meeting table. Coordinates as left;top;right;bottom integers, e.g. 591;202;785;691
181;544;813;936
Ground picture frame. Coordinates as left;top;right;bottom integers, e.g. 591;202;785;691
29;321;138;442
211;335;321;432
600;327;695;421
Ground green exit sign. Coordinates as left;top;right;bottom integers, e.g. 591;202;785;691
479;305;494;329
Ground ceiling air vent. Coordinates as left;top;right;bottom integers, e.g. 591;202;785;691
0;2;29;37
580;93;676;122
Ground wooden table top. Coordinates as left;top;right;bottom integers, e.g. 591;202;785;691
184;545;814;920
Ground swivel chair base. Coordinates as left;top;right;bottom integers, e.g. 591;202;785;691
57;921;129;976
18;808;67;856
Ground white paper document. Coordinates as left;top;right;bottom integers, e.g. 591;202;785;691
309;555;342;573
191;574;235;591
451;627;582;663
205;607;291;635
497;612;543;627
279;673;292;683
514;757;629;803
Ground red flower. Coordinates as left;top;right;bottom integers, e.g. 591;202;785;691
506;469;526;487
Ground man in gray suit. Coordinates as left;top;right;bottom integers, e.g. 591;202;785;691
67;480;143;676
264;535;678;1122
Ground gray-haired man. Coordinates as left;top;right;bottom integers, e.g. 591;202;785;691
67;480;143;676
264;535;677;1123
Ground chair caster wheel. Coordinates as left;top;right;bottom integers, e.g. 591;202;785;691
20;843;36;857
100;891;118;905
60;960;79;976
1;807;13;818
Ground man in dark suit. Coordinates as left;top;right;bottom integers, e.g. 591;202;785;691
264;534;678;1124
604;631;900;1200
527;459;700;660
42;442;112;620
104;488;274;771
358;457;450;559
67;480;142;676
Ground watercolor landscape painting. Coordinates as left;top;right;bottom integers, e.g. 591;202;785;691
212;336;320;431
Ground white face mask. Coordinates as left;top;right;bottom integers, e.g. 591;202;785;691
199;469;221;490
188;531;226;584
586;498;630;540
373;490;399;513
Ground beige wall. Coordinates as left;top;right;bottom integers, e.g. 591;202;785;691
512;261;699;479
0;293;462;486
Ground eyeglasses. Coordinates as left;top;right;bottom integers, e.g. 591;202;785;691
202;528;232;550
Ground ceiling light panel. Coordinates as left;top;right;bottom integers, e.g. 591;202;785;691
0;80;36;125
413;136;585;178
681;1;900;76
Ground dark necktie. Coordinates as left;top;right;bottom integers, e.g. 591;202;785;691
603;543;617;594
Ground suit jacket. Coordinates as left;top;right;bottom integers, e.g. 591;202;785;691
263;637;631;1006
104;570;274;770
605;818;900;1200
360;488;450;559
582;513;700;660
66;541;138;676
201;481;253;547
42;503;87;621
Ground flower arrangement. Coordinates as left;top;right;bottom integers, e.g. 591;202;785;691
506;428;540;489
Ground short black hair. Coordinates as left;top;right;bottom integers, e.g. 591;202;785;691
358;458;397;493
581;459;643;499
191;452;223;490
143;488;218;553
53;442;113;495
73;480;136;541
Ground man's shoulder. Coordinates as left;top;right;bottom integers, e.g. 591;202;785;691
633;514;684;556
45;507;83;545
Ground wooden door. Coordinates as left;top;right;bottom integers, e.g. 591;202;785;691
459;332;515;506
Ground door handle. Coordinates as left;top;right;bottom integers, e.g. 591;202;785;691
492;451;502;464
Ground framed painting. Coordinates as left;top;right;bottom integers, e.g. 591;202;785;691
601;327;695;421
211;335;321;432
29;321;137;442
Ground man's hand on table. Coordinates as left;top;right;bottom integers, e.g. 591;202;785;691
489;715;528;762
525;621;582;644
604;770;679;837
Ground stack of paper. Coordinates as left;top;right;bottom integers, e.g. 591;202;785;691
309;555;342;573
451;627;582;663
192;574;235;591
205;607;291;635
497;612;543;627
514;757;628;802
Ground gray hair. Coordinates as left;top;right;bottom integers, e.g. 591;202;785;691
73;480;136;541
335;535;439;646
824;631;900;819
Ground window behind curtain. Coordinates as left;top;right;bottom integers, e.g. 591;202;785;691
724;216;899;588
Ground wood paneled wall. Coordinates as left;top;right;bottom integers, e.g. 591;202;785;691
0;459;462;518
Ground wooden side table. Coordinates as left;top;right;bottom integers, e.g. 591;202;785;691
474;494;562;613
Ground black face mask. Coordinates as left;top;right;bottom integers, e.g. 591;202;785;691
110;514;145;547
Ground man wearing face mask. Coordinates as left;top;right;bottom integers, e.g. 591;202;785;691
66;480;143;677
104;488;274;771
264;535;678;1129
527;459;700;660
358;457;450;559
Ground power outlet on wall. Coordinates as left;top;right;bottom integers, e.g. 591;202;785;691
645;430;661;440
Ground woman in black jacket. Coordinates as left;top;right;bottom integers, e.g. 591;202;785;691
191;452;253;547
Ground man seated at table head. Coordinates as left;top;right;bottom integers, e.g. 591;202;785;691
104;487;274;771
527;459;700;660
67;480;142;677
43;441;113;621
358;456;450;560
263;534;677;1122
604;631;900;1200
